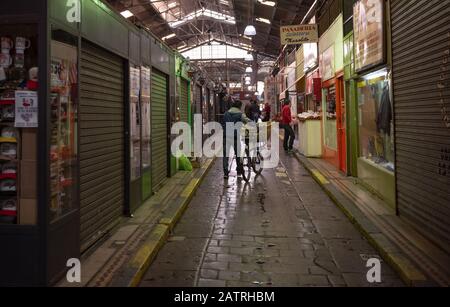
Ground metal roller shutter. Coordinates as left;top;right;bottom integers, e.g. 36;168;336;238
151;69;168;190
79;41;125;251
180;79;189;123
391;0;450;250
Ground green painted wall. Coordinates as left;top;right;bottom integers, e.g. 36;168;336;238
344;32;359;177
142;170;152;201
357;158;396;211
49;0;80;31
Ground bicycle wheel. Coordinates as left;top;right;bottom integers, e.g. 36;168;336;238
252;151;264;175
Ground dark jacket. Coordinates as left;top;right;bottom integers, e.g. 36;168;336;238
376;85;392;134
250;102;261;122
223;107;249;139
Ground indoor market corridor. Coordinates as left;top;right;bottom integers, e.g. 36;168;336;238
139;149;404;287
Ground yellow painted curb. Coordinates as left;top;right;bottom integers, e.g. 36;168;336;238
129;224;169;287
128;158;215;287
293;152;428;287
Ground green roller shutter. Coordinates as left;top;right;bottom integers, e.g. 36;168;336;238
79;41;125;252
151;69;168;191
180;78;189;123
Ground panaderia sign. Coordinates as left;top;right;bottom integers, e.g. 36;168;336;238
280;24;319;46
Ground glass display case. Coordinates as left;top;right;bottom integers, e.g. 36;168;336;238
322;85;337;150
130;66;141;180
358;71;395;172
49;30;78;223
141;66;151;170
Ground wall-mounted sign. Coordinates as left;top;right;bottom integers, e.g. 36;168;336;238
320;45;335;81
353;0;384;71
15;91;38;128
280;24;319;46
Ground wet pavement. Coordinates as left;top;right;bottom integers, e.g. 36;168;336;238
139;148;404;287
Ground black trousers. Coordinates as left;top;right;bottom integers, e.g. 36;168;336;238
223;135;243;175
282;124;295;151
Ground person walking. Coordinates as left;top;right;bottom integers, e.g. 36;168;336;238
262;102;271;122
223;100;250;179
281;99;295;153
249;99;261;122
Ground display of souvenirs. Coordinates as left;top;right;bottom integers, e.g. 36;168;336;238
49;39;78;222
0;33;36;224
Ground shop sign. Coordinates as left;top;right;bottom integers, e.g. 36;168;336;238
280;24;319;46
320;45;335;81
15;91;38;128
353;0;384;71
304;43;318;72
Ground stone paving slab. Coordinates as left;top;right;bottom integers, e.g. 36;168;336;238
139;147;405;287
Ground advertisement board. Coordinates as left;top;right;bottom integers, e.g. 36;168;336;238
353;0;385;71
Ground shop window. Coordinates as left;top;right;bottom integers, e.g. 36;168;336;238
323;85;337;150
50;29;79;222
141;67;151;170
0;24;39;225
130;66;141;180
357;70;395;172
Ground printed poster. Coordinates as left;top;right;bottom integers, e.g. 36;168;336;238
15;90;38;128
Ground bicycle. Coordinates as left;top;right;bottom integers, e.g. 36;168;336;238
227;123;265;182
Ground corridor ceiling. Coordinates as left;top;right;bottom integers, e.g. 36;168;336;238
107;0;316;83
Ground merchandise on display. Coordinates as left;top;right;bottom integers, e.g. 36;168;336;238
358;71;395;172
0;31;37;224
297;111;321;120
49;37;78;222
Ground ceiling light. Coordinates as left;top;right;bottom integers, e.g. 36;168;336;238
245;67;253;73
177;43;187;50
168;2;177;8
257;0;276;6
245;76;251;81
245;80;251;85
256;17;271;24
248;86;253;91
162;33;176;40
244;25;256;36
120;10;134;18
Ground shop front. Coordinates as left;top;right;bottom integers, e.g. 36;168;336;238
352;0;396;210
318;14;346;172
0;0;177;285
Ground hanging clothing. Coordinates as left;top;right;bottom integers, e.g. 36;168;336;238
376;85;392;135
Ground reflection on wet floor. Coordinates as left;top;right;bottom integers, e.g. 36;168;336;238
140;149;404;287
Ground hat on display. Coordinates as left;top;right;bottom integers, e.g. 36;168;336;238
1;127;17;138
0;179;16;192
1;198;17;212
2;162;16;175
1;105;15;120
0;142;17;158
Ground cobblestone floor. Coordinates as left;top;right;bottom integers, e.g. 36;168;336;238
139;148;404;287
